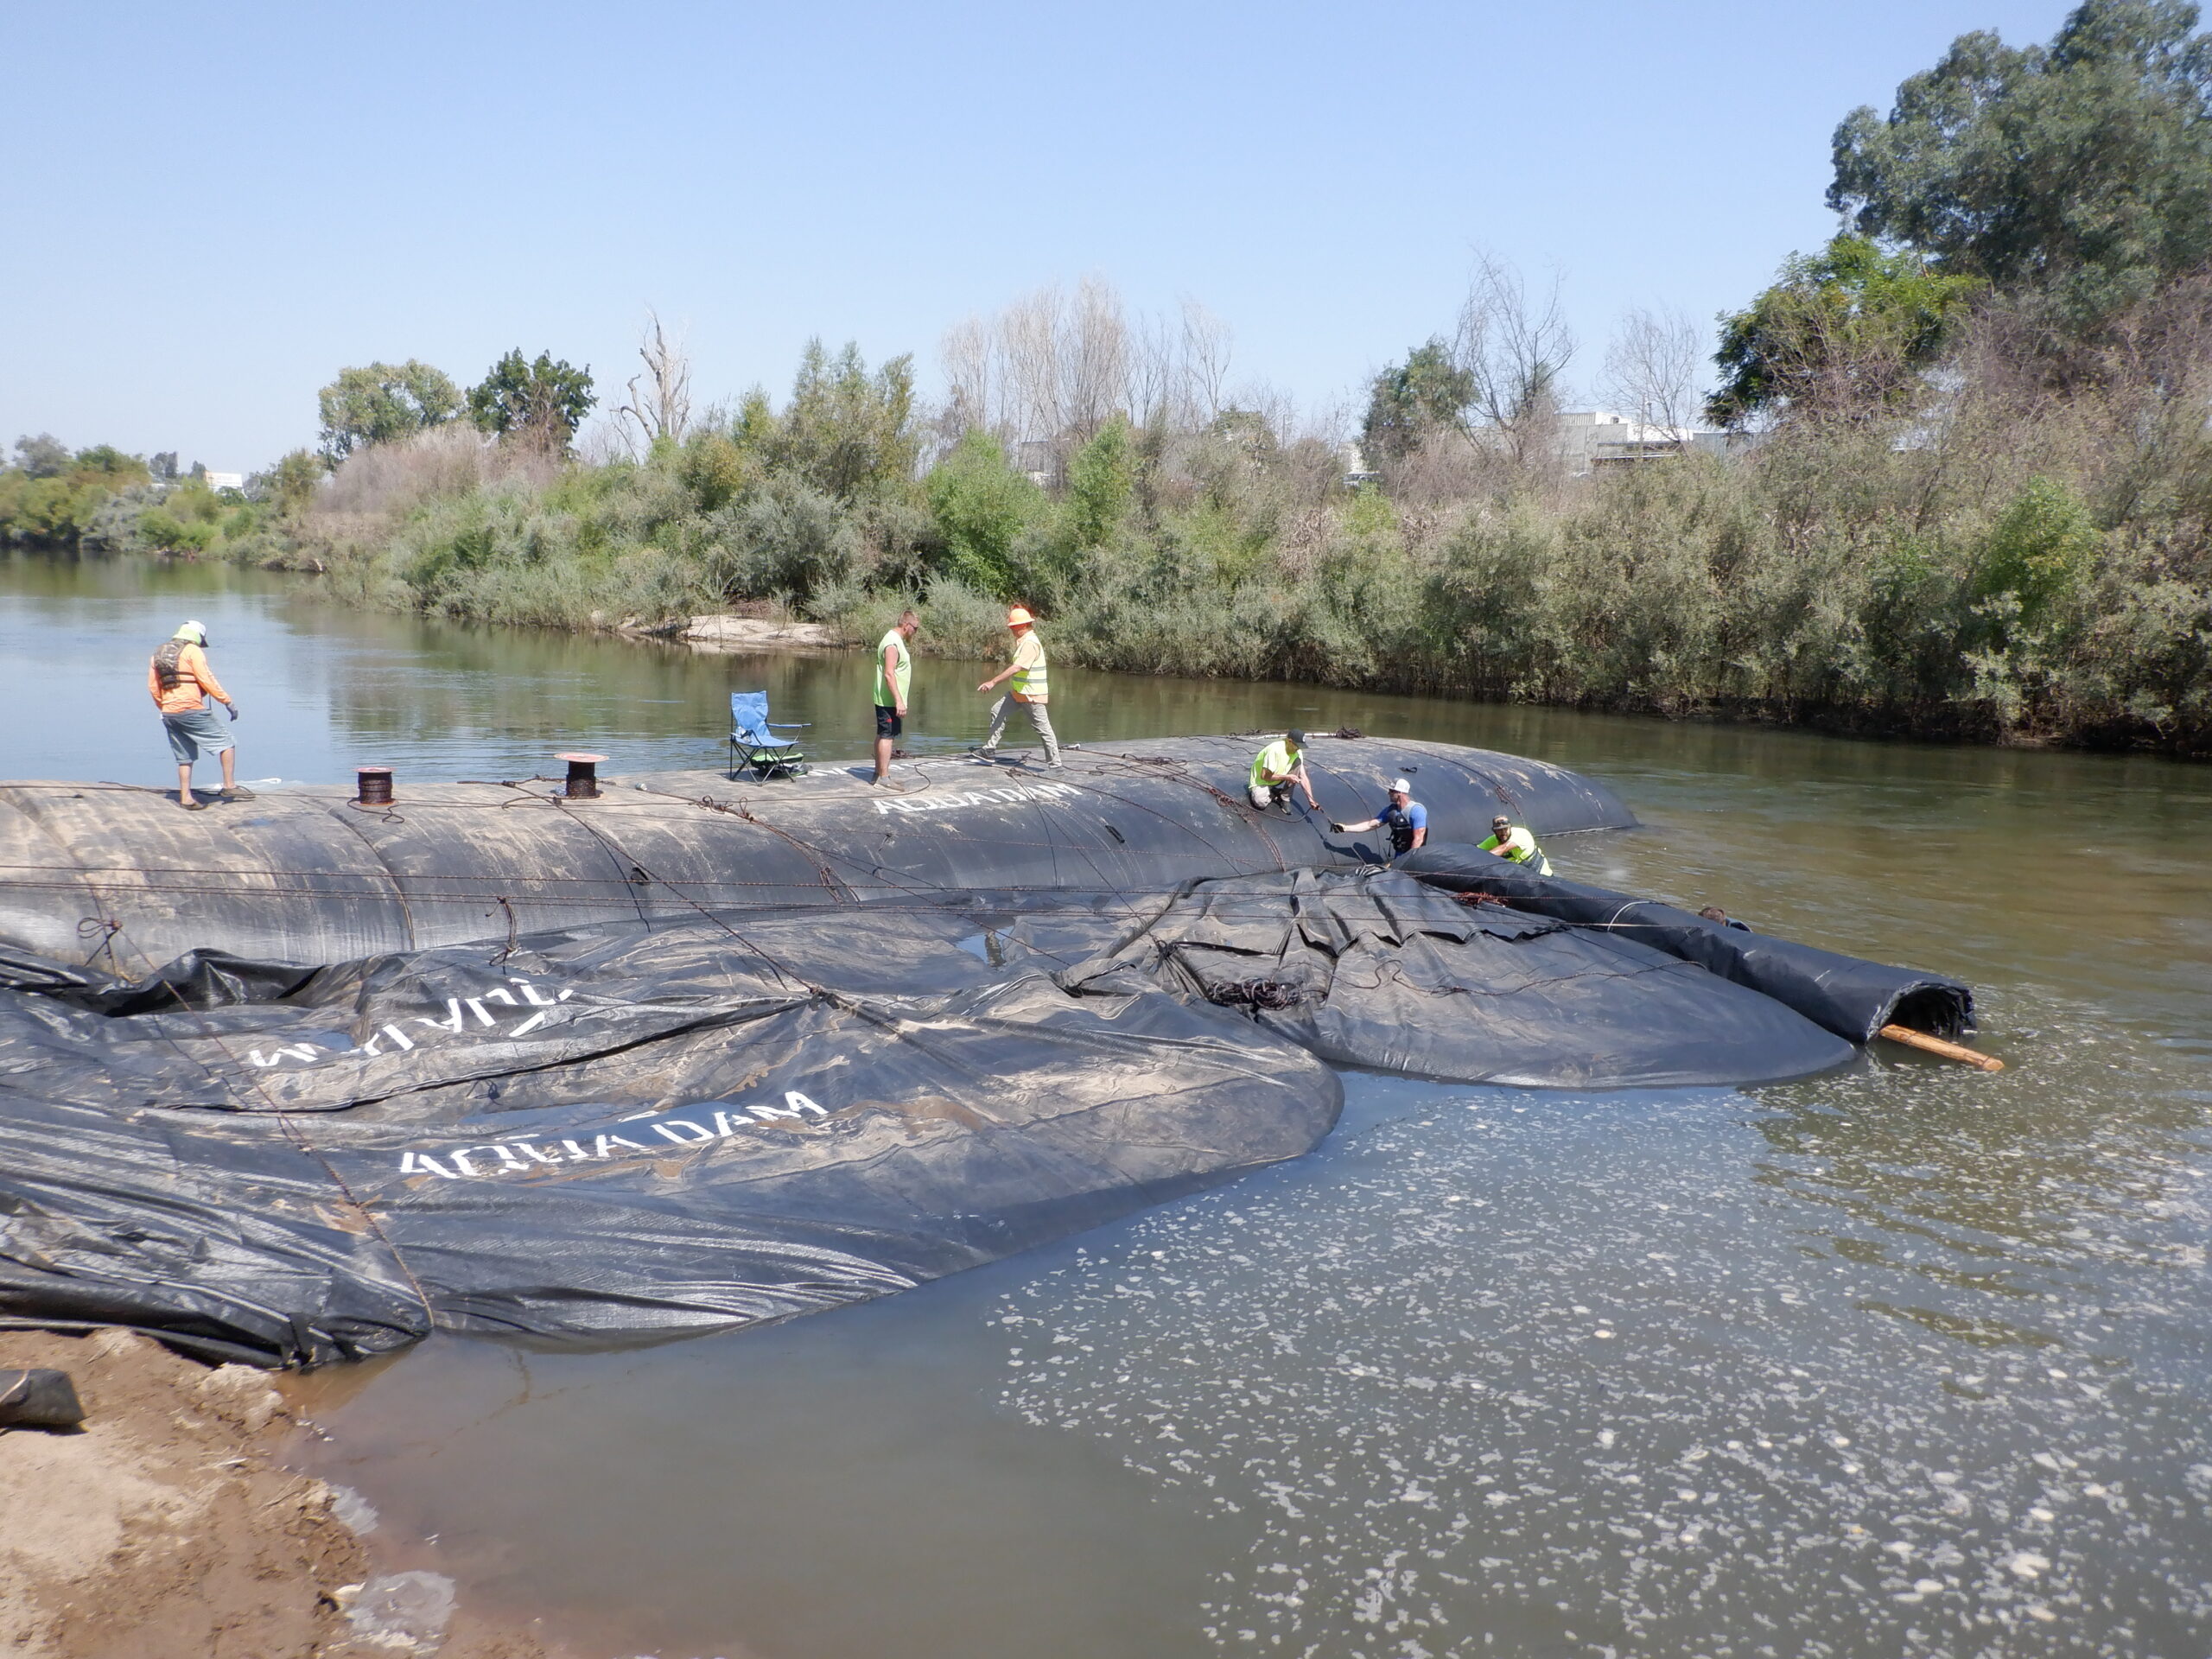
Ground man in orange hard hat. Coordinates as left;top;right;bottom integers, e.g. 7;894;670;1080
975;605;1062;767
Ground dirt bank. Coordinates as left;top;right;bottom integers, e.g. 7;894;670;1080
675;613;842;652
0;1328;564;1659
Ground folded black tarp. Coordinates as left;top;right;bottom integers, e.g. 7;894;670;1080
0;906;1344;1363
1053;868;1855;1087
0;856;1929;1363
1395;844;1975;1041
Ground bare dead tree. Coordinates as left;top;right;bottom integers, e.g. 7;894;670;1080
938;280;1240;486
940;314;998;440
1001;287;1065;451
1453;253;1577;469
1128;308;1182;429
1181;299;1233;423
615;311;693;453
1600;305;1703;442
1062;276;1131;440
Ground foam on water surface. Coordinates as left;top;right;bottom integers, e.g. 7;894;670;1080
998;989;2212;1658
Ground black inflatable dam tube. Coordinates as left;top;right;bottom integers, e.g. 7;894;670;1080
0;734;1635;969
1396;843;1975;1042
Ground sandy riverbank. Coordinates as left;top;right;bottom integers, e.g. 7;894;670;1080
0;1328;568;1659
672;613;842;652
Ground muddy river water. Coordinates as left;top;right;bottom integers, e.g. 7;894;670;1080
7;551;2211;1658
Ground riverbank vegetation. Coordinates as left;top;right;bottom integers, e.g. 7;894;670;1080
8;1;2208;756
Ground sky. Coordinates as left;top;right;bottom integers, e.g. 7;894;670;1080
0;0;2080;471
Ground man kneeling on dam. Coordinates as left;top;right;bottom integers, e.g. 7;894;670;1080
1249;729;1319;812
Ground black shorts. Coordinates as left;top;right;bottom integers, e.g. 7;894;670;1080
875;705;902;739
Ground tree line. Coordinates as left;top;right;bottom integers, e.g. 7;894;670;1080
5;0;2207;755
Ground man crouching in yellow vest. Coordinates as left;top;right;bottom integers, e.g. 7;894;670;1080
976;606;1062;766
1249;729;1320;811
1479;813;1553;875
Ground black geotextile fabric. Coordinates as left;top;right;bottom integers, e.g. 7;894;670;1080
0;855;1950;1363
0;907;1344;1363
1052;869;1856;1087
0;734;1637;970
1395;845;1976;1042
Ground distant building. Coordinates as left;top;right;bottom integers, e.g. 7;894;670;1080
1554;410;1718;475
203;471;245;492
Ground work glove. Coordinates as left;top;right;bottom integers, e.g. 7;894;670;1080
225;702;240;721
1327;822;1344;834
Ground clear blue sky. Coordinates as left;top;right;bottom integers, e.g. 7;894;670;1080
0;1;2075;470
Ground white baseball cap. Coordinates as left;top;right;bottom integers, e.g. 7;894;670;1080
1389;777;1412;792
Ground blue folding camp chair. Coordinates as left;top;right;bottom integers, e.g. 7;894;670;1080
729;691;810;780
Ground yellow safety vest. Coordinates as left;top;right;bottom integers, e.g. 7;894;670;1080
1011;631;1048;702
1480;826;1552;875
873;629;911;708
1250;741;1297;789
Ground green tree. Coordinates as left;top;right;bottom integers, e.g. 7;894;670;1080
769;340;918;500
679;430;754;512
1830;0;2212;330
1974;474;2103;631
924;431;1045;596
1065;417;1135;547
1360;340;1476;463
70;445;145;481
1707;234;1983;425
12;434;69;478
316;361;462;465
0;442;150;547
255;449;324;517
467;350;595;453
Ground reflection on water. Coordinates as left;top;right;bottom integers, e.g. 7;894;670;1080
7;555;2211;1656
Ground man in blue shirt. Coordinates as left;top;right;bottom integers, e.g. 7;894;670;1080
1332;778;1427;860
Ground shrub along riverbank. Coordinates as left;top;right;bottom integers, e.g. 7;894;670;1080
267;351;2206;757
10;349;2207;757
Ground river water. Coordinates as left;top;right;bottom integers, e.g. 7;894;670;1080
7;551;2211;1659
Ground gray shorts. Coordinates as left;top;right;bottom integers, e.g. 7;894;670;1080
163;707;232;764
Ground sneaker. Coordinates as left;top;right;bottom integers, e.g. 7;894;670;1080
179;797;207;811
218;785;256;802
972;753;999;765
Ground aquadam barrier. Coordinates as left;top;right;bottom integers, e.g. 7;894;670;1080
0;736;1979;1367
0;734;1633;969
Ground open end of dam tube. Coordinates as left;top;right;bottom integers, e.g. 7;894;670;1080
0;734;1975;1365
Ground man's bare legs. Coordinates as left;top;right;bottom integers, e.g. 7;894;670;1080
177;749;238;804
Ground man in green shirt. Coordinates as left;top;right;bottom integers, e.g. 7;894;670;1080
1248;729;1319;811
873;608;919;784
